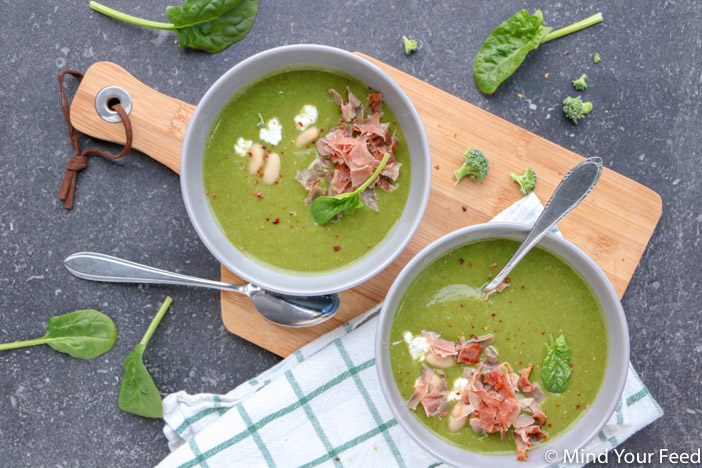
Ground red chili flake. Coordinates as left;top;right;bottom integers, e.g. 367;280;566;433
274;181;279;185
262;145;267;149
461;205;467;212
490;263;497;269
224;156;228;159
448;324;452;328
366;243;371;248
469;263;472;268
267;149;272;154
272;218;280;225
333;246;341;252
335;458;340;462
247;151;252;156
259;173;264;178
266;217;270;221
397;379;402;383
576;405;581;409
519;361;523;365
264;154;269;159
563;51;570;56
542;331;545;335
577;393;581;396
504;277;511;283
459;258;464;265
492;92;496;97
323;224;328;228
548;423;552;427
212;194;217;199
289;212;294;216
298;122;303;127
521;285;525;290
492;313;495;317
279;174;283;178
254;190;264;199
434;164;440;170
460;304;464;308
335;234;339;237
254;180;258;184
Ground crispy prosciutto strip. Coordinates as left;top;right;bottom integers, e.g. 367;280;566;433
406;332;549;461
407;366;451;418
296;90;400;214
513;425;548;461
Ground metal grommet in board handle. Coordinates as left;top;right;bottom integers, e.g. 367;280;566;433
95;86;132;123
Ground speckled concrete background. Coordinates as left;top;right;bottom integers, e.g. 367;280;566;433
1;1;700;467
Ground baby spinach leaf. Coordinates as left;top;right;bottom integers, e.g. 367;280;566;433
0;309;117;359
473;10;603;94
118;296;172;418
118;343;163;418
541;334;572;393
89;0;258;53
166;0;258;53
310;153;390;225
473;10;551;95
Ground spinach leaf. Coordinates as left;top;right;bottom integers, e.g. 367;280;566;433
90;0;258;53
473;10;603;94
0;309;117;359
118;296;172;418
473;10;551;95
310;153;390;225
541;334;572;393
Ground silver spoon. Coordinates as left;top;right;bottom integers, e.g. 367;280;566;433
483;157;603;294
63;252;340;327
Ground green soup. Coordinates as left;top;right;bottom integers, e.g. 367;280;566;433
389;238;608;455
202;68;411;273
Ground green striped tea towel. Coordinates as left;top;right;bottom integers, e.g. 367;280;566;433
158;193;663;468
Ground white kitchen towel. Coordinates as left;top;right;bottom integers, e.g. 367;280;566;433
158;193;663;468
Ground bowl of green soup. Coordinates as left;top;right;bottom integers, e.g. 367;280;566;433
180;45;431;296
376;223;629;467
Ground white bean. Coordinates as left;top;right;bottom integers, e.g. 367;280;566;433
425;353;455;368
262;152;280;185
295;126;319;147
248;143;264;174
448;402;469;432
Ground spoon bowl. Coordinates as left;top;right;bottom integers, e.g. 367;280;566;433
63;252;339;327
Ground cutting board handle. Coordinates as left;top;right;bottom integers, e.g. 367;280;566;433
69;61;196;174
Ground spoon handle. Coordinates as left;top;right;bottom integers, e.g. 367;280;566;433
483;157;603;292
64;252;245;293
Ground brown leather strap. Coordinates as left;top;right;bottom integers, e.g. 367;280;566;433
57;70;133;209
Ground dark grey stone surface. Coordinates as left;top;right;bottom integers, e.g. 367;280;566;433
1;1;699;467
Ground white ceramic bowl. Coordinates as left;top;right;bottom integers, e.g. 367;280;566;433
376;223;629;467
180;44;431;296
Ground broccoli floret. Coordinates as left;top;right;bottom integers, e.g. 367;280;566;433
572;74;588;90
562;96;593;124
593;53;601;63
454;148;489;184
403;36;418;55
510;167;537;195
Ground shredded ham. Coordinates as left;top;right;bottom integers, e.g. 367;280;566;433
407;332;549;461
295;90;400;215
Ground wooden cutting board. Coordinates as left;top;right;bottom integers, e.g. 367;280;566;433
70;54;662;358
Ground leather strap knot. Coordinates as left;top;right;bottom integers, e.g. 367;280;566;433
57;70;134;209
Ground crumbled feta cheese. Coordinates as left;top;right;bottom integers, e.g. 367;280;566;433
447;377;469;401
260;118;282;145
234;137;252;156
403;331;429;361
294;105;318;131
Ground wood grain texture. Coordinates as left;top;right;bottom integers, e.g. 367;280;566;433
70;61;195;174
69;57;662;358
